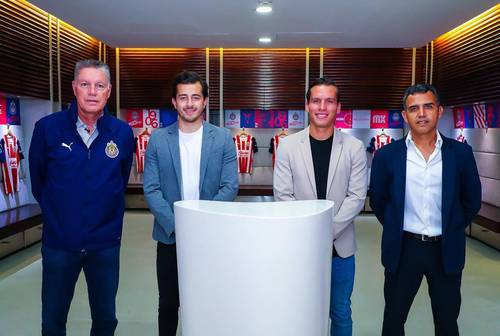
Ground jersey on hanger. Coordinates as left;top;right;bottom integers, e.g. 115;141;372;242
234;134;254;174
135;132;151;173
269;134;286;167
367;134;394;154
0;133;24;194
374;134;392;151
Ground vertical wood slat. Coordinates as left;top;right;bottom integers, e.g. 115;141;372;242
205;48;209;116
309;48;321;82
48;14;53;105
106;45;117;114
411;48;416;85
56;19;61;110
415;47;426;85
116;48;120;117
209;48;220;112
219;48;224;126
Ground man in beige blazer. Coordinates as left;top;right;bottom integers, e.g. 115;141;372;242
273;78;367;336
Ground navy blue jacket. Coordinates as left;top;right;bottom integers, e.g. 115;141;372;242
369;135;481;274
29;103;134;251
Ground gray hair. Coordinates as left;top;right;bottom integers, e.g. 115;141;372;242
74;59;111;83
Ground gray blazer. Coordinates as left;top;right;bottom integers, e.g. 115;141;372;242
273;127;367;257
144;121;239;245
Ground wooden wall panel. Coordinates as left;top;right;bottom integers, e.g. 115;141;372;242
309;48;321;82
433;5;500;106
105;45;117;114
50;16;57;105
322;48;421;109
223;49;307;110
415;47;426;85
0;0;49;99
209;48;220;111
119;49;206;108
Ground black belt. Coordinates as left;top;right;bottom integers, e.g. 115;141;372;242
404;231;442;242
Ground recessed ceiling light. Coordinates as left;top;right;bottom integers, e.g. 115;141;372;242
259;36;272;43
256;1;273;14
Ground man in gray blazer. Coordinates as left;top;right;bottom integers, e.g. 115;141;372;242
273;78;367;336
143;71;238;336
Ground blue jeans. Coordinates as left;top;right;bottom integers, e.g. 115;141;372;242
41;245;120;336
329;255;355;336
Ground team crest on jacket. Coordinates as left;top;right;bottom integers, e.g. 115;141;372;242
105;140;119;158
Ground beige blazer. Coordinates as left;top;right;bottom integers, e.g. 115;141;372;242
273;127;367;257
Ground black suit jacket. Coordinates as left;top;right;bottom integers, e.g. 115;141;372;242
369;134;481;274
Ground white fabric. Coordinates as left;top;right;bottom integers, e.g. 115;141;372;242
179;125;203;200
403;131;443;236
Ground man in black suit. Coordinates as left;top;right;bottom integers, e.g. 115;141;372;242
370;84;481;336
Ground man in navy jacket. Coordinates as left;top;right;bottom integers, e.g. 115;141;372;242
29;59;134;336
370;84;481;335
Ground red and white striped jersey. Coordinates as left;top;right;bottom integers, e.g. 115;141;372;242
374;134;392;151
135;132;151;173
272;134;280;167
270;133;287;167
234;133;254;174
0;133;23;195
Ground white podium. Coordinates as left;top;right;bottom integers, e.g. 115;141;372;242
174;200;334;336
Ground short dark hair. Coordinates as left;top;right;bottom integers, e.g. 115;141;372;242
306;77;340;102
172;71;209;99
402;84;440;110
74;59;111;83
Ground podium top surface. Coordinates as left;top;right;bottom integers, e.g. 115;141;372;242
174;200;334;219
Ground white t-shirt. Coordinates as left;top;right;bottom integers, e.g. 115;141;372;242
179;126;203;200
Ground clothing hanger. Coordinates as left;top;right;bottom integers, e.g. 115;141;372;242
278;127;288;137
239;128;248;137
6;124;13;137
380;128;387;137
139;127;151;136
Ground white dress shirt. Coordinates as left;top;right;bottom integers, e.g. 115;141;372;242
179;125;203;200
403;131;443;236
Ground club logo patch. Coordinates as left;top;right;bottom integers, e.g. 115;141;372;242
105;140;119;158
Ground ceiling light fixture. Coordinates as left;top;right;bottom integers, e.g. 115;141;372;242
256;0;273;14
259;36;272;43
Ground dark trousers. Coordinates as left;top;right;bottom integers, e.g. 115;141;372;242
41;245;120;336
382;235;462;336
157;242;180;336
